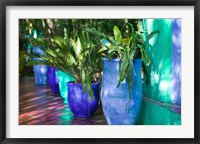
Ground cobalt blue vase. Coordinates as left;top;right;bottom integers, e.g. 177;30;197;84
68;82;99;118
47;66;60;93
32;46;48;85
101;58;142;125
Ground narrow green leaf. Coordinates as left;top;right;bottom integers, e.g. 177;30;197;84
127;58;133;99
127;49;135;99
117;53;128;87
83;27;107;39
113;26;123;44
147;30;160;40
141;48;150;65
85;72;94;100
82;69;87;93
96;46;108;54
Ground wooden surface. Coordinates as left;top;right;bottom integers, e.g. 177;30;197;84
19;76;181;125
19;76;107;125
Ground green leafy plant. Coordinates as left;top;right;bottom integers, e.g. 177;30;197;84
25;19;159;100
84;19;160;99
28;34;102;100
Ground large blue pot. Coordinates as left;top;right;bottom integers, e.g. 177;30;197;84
32;46;48;85
101;58;142;125
47;66;60;93
68;82;99;118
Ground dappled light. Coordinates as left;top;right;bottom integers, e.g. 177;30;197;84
138;19;181;124
159;80;170;93
19;77;106;125
172;19;181;106
143;19;173;103
19;18;181;125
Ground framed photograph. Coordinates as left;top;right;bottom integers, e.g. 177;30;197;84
1;0;199;143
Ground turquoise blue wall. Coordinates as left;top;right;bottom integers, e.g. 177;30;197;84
137;19;181;125
136;99;181;125
143;19;173;103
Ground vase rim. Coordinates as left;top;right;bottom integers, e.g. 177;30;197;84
102;57;120;61
67;82;100;86
102;57;142;61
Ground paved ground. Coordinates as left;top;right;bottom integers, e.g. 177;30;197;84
19;76;107;125
19;76;181;125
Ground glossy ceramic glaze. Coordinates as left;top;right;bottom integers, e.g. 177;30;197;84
68;82;99;118
55;70;75;104
101;58;142;125
47;66;60;93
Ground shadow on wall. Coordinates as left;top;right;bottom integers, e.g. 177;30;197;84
137;19;181;125
172;19;181;106
142;19;181;106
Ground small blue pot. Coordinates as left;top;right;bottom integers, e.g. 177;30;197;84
101;58;142;125
32;46;48;85
47;66;60;93
33;65;48;85
68;82;99;118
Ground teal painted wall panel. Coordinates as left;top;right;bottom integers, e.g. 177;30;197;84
136;99;181;125
143;19;172;103
137;19;181;125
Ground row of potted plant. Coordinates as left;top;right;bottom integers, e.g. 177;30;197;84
29;30;102;118
27;19;159;124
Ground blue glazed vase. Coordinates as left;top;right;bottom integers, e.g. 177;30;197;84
101;58;142;125
33;65;48;85
47;66;60;93
55;70;75;104
32;46;48;85
68;82;99;118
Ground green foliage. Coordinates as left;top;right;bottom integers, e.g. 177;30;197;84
84;21;135;98
20;19;129;99
19;50;28;77
84;20;160;99
20;19;159;100
19;19;53;76
28;34;102;100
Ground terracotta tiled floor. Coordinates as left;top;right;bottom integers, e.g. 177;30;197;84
19;76;107;125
